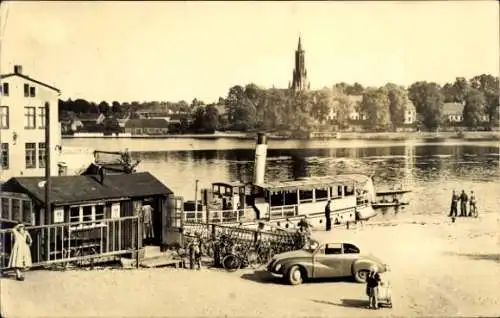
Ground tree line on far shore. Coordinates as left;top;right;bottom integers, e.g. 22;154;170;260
59;73;499;134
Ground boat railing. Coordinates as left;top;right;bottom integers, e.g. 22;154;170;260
183;211;204;223
269;204;298;218
207;208;252;224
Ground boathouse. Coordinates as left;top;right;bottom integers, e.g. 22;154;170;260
0;172;183;269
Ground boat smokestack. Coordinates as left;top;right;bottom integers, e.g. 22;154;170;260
253;133;268;185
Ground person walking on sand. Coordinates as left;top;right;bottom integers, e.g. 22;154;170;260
469;190;477;217
449;190;459;217
325;200;332;231
8;222;32;281
459;190;468;217
366;265;381;310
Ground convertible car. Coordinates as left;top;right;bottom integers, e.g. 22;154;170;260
267;241;389;285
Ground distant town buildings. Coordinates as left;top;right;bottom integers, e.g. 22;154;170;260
443;102;488;124
0;65;62;180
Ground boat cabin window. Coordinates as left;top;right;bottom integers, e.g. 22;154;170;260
284;190;298;205
344;185;355;196
330;185;341;199
325;243;343;255
343;243;360;254
270;191;284;206
212;185;221;196
315;188;329;202
299;189;313;203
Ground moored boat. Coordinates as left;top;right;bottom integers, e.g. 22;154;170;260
183;133;380;231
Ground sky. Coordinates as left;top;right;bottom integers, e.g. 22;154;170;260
0;1;498;104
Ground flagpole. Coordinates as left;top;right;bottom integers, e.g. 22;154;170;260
45;102;51;224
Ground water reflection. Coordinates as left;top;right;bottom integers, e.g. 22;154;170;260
132;143;499;201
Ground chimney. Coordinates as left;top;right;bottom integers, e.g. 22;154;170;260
253;132;268;185
98;166;105;184
14;65;23;74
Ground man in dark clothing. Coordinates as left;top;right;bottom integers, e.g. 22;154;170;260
325;200;332;231
459;190;468;217
449;190;459;217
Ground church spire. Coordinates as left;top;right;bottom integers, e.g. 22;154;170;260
290;35;309;92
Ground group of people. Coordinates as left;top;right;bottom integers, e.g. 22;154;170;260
449;190;478;218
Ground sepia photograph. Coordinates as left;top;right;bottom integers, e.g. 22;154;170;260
0;1;499;317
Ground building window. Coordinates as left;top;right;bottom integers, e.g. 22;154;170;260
38;107;46;128
24;84;30;97
38;142;46;168
30;86;36;97
70;206;80;223
95;205;105;221
69;204;106;229
24;107;36;129
1;83;8;96
1;198;9;219
12;199;21;221
25;143;36;168
1;143;9;169
0;106;8;129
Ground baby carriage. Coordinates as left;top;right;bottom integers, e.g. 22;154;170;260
377;279;393;308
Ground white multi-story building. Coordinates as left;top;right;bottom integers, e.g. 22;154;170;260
0;65;62;181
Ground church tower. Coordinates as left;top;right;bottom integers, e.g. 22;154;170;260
290;36;310;92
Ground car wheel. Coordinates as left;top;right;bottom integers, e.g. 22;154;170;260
287;265;304;285
354;269;369;283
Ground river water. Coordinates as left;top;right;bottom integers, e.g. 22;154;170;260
63;138;500;222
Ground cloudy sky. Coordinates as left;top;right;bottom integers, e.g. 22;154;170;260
1;1;498;103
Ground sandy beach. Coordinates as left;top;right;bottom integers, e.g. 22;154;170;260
2;212;499;317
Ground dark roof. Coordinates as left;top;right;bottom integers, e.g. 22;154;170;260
125;118;169;128
0;73;60;93
1;172;173;206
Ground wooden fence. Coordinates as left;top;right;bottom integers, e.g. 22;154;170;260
0;216;140;270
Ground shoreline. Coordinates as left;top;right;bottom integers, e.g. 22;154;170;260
62;130;500;141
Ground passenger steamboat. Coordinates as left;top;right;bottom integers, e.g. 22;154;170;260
183;133;380;231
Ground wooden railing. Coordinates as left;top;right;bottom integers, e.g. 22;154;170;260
269;205;298;219
0;216;140;270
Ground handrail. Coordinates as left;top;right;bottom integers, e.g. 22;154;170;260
0;215;140;270
269;204;298;219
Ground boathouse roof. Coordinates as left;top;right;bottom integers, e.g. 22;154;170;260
1;172;173;206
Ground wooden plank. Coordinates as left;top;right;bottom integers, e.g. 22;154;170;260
140;255;183;268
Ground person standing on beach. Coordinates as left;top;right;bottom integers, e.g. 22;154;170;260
8;222;32;281
366;265;381;310
459;190;468;217
449;190;459;217
469;190;477;217
325;200;332;231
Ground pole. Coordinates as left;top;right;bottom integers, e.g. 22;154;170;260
136;214;140;268
194;180;199;222
44;102;51;260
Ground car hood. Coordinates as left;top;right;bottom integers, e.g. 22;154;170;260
272;249;312;262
